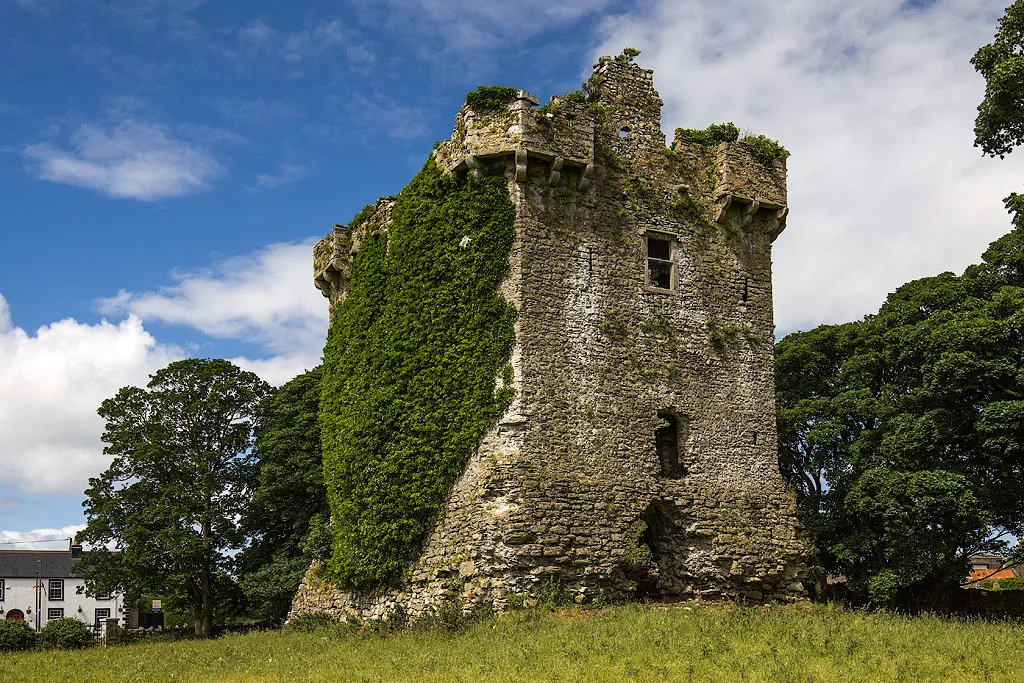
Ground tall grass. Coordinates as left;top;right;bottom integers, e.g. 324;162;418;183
1;603;1020;682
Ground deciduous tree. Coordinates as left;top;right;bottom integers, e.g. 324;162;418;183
76;358;270;637
236;367;330;623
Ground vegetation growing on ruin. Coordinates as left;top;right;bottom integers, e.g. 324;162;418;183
319;159;517;589
677;122;741;146
342;203;378;234
464;85;519;112
741;134;791;165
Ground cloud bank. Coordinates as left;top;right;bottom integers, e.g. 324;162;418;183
0;294;182;495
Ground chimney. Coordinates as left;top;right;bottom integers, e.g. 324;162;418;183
70;544;83;558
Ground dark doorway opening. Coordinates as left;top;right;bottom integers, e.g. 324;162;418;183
5;609;24;621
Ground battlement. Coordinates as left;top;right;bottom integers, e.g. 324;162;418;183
313;198;395;304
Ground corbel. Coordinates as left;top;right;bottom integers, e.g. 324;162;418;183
515;148;528;183
548;157;564;187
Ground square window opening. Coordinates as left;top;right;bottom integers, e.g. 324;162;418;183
646;234;675;290
47;608;64;620
94;608;111;625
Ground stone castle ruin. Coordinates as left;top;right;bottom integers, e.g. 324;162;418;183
293;54;804;621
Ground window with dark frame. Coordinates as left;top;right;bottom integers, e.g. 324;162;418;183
645;233;674;290
47;608;64;620
94;608;111;625
96;591;111;601
48;579;64;601
0;578;4;601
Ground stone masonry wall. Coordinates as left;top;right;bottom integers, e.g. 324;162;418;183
292;55;804;623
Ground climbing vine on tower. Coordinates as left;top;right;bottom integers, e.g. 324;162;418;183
319;158;517;589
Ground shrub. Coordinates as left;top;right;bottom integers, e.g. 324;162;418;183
677;122;740;146
0;619;36;652
464;85;519;112
39;618;92;650
285;611;342;633
740;134;791;165
998;576;1024;590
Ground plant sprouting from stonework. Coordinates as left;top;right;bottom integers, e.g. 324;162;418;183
617;47;642;63
464;85;519;113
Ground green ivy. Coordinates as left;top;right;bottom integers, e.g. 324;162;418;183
741;134;791;165
319;158;517;589
677;122;740;146
464;85;519;112
344;203;378;234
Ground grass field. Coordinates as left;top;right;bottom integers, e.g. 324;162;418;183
2;603;1021;682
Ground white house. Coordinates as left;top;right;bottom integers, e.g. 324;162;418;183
0;546;124;632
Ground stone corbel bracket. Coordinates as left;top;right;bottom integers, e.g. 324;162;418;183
715;193;790;241
314;255;351;300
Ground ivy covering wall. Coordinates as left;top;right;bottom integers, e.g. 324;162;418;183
319;159;517;589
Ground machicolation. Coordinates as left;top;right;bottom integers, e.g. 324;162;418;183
295;51;805;622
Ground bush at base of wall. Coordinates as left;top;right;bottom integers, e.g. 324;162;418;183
39;618;93;650
0;620;36;652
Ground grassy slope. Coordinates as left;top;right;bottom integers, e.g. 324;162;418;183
2;604;1021;683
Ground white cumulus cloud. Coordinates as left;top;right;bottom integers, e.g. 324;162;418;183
0;526;86;551
98;241;327;385
596;0;1024;333
0;294;182;496
24;119;225;201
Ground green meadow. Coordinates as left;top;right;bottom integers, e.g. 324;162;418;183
2;603;1021;683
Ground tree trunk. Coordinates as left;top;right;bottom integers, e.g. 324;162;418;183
200;518;214;638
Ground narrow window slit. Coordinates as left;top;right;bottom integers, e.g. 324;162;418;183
656;412;688;478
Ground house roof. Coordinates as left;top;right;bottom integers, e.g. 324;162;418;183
0;550;82;578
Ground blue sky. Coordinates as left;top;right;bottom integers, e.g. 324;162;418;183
1;0;1022;547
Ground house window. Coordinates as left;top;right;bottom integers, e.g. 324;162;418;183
655;412;689;478
96;592;111;601
47;608;64;620
48;579;64;601
94;608;111;625
0;578;4;601
645;233;675;290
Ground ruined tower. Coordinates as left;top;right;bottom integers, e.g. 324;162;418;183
295;54;804;620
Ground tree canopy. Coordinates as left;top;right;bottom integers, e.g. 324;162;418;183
776;228;1024;605
973;0;1024;159
236;366;330;623
76;358;270;637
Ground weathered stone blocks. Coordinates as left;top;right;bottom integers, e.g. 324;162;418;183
293;54;805;624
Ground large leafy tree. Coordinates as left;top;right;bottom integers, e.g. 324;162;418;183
776;231;1024;606
76;359;270;637
973;0;1024;160
236;367;330;623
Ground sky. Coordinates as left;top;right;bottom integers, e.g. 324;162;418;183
1;0;1021;549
